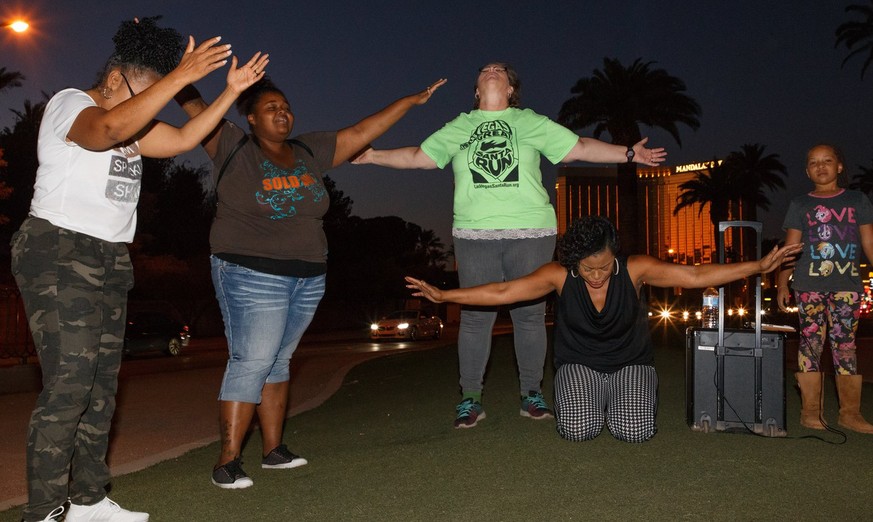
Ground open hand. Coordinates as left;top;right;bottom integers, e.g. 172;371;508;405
171;36;233;85
632;137;667;166
759;243;803;274
227;51;270;93
404;276;444;303
413;78;448;105
350;146;375;165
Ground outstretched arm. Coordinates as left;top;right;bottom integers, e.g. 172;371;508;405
561;136;666;166
67;36;232;151
333;78;446;167
350;146;438;169
141;51;269;158
405;262;566;305
631;242;803;291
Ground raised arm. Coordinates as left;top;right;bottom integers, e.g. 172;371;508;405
405;262;566;306
67;36;232;151
630;242;803;292
561;136;666;166
333;78;446;167
140;51;269;158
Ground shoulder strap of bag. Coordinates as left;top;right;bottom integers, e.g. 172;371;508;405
216;135;314;189
287;138;313;157
216;134;250;188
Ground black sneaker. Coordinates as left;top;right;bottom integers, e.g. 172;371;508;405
262;444;308;469
211;458;254;489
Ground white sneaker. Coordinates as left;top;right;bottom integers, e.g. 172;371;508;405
39;505;65;521
66;497;149;522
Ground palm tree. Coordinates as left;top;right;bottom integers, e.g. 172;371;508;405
724;143;787;223
836;1;873;78
417;229;448;269
0;67;24;93
558;58;701;254
673;160;736;257
849;159;873;194
673;145;787;261
722;143;787;262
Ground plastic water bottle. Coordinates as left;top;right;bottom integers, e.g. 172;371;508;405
701;287;719;328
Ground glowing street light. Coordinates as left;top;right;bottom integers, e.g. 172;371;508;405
9;20;29;33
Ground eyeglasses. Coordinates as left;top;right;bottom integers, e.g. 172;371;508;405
119;72;136;98
479;66;507;73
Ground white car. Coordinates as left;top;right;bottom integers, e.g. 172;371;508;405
370;310;443;341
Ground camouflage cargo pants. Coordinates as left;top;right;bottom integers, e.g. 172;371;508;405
11;217;134;521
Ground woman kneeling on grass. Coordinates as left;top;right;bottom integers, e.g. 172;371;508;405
406;216;802;442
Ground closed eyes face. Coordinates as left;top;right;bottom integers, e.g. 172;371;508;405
476;64;512;99
577;250;616;288
248;92;294;135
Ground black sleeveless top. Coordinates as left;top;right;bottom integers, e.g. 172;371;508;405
553;257;655;373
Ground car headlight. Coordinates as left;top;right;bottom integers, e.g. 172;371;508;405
370;324;379;330
398;322;409;330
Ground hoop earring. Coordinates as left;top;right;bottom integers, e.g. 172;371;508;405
613;258;620;276
101;86;113;99
570;269;578;278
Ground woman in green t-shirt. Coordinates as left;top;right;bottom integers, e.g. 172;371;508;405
353;62;666;429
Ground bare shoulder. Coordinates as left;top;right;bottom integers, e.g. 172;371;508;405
626;254;663;282
627;254;660;271
534;261;569;291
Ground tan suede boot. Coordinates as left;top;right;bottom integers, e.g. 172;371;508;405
836;374;873;434
796;372;826;430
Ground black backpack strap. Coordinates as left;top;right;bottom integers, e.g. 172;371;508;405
216;134;250;188
288;138;313;157
216;135;312;189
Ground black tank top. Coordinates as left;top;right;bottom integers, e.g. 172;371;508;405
553;257;654;373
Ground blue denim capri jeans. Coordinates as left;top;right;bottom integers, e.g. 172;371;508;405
211;256;326;403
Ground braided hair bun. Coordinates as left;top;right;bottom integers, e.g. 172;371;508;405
104;16;183;78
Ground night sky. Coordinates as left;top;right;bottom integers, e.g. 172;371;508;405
2;0;871;250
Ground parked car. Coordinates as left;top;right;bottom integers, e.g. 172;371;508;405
370;310;443;341
123;311;191;357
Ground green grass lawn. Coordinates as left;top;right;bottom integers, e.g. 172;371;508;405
4;335;872;521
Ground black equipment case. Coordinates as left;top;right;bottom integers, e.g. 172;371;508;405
685;221;787;437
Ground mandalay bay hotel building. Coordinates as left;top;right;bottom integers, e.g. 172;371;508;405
556;159;736;266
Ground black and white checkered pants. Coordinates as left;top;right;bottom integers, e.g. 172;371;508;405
554;363;658;443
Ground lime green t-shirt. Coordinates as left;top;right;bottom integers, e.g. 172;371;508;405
421;107;578;230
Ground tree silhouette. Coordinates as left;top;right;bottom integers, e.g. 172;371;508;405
0;67;24;93
724;143;787;222
849;159;873;194
558;58;700;253
673;144;786;262
836;0;873;78
0;68;27;240
0;97;47;240
674;160;735;256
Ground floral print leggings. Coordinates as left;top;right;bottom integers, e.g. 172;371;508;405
794;290;860;375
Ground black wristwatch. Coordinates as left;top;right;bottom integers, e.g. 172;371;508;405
625;146;635;163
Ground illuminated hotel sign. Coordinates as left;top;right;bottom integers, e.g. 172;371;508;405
674;159;723;173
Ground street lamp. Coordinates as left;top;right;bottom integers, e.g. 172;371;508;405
8;20;28;33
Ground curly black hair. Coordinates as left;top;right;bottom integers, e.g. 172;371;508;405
235;77;286;117
557;216;620;271
95;16;183;86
